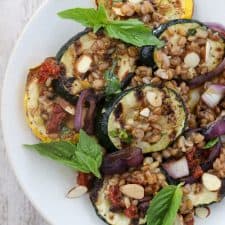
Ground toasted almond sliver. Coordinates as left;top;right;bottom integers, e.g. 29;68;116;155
66;185;88;199
140;107;150;117
195;206;210;219
184;52;200;68
146;91;162;107
202;173;222;191
120;184;144;200
76;55;92;74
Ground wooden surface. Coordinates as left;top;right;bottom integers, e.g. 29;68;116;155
0;1;48;224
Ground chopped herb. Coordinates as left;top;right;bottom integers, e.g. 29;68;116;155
203;137;219;149
104;62;121;96
110;129;132;144
187;28;197;36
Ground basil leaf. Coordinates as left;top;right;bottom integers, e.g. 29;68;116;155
58;6;107;30
203;137;219;149
147;185;183;225
24;130;103;177
77;129;103;168
58;5;163;47
24;141;89;173
106;23;164;47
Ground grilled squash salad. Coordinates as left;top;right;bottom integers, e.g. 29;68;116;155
24;1;225;225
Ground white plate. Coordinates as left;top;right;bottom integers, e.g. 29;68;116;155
1;0;225;225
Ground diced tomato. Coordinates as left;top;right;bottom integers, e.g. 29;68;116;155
38;58;61;84
108;185;123;209
46;104;66;133
124;205;138;219
77;172;93;188
192;165;203;179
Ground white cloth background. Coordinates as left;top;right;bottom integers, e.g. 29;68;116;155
0;1;48;224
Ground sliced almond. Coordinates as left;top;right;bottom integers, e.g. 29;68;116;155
75;55;92;74
120;184;144;200
205;40;212;63
202;173;222;191
140;108;150;117
155;69;169;80
56;97;75;115
184;52;200;68
195;206;210;219
112;7;125;16
146;91;162;107
66;185;88;199
128;0;143;3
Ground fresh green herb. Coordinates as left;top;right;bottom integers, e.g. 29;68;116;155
104;62;121;96
58;5;164;47
147;184;183;225
61;126;71;137
187;28;197;36
24;130;103;178
110;129;132;144
203;137;219;149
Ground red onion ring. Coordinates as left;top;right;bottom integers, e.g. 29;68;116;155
84;95;97;135
203;116;225;140
74;89;97;134
101;148;144;175
205;22;225;38
189;58;225;88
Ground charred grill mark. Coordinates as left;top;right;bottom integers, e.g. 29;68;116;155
135;89;144;101
121;73;135;89
114;103;123;119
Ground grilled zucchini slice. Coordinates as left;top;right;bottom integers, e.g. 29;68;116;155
54;30;137;104
24;66;78;142
95;85;187;153
140;19;225;84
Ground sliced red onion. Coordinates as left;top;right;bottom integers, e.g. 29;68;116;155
189;58;225;88
201;84;225;108
74;89;97;135
203;116;225;140
201;140;222;171
205;22;225;38
182;175;198;185
101;148;144;175
162;157;189;179
83;95;97;135
221;135;225;143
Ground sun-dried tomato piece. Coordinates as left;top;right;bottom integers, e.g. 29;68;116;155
192;165;203;179
77;172;93;188
38;58;61;84
124;205;138;219
108;185;124;209
46;104;66;133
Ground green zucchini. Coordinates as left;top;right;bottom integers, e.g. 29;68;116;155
54;30;137;104
95;85;187;153
90;179;147;225
140;19;225;81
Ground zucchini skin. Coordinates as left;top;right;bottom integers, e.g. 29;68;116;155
95;84;187;152
51;78;78;104
95;90;131;152
55;28;91;62
153;19;205;38
140;19;222;69
89;179;110;225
